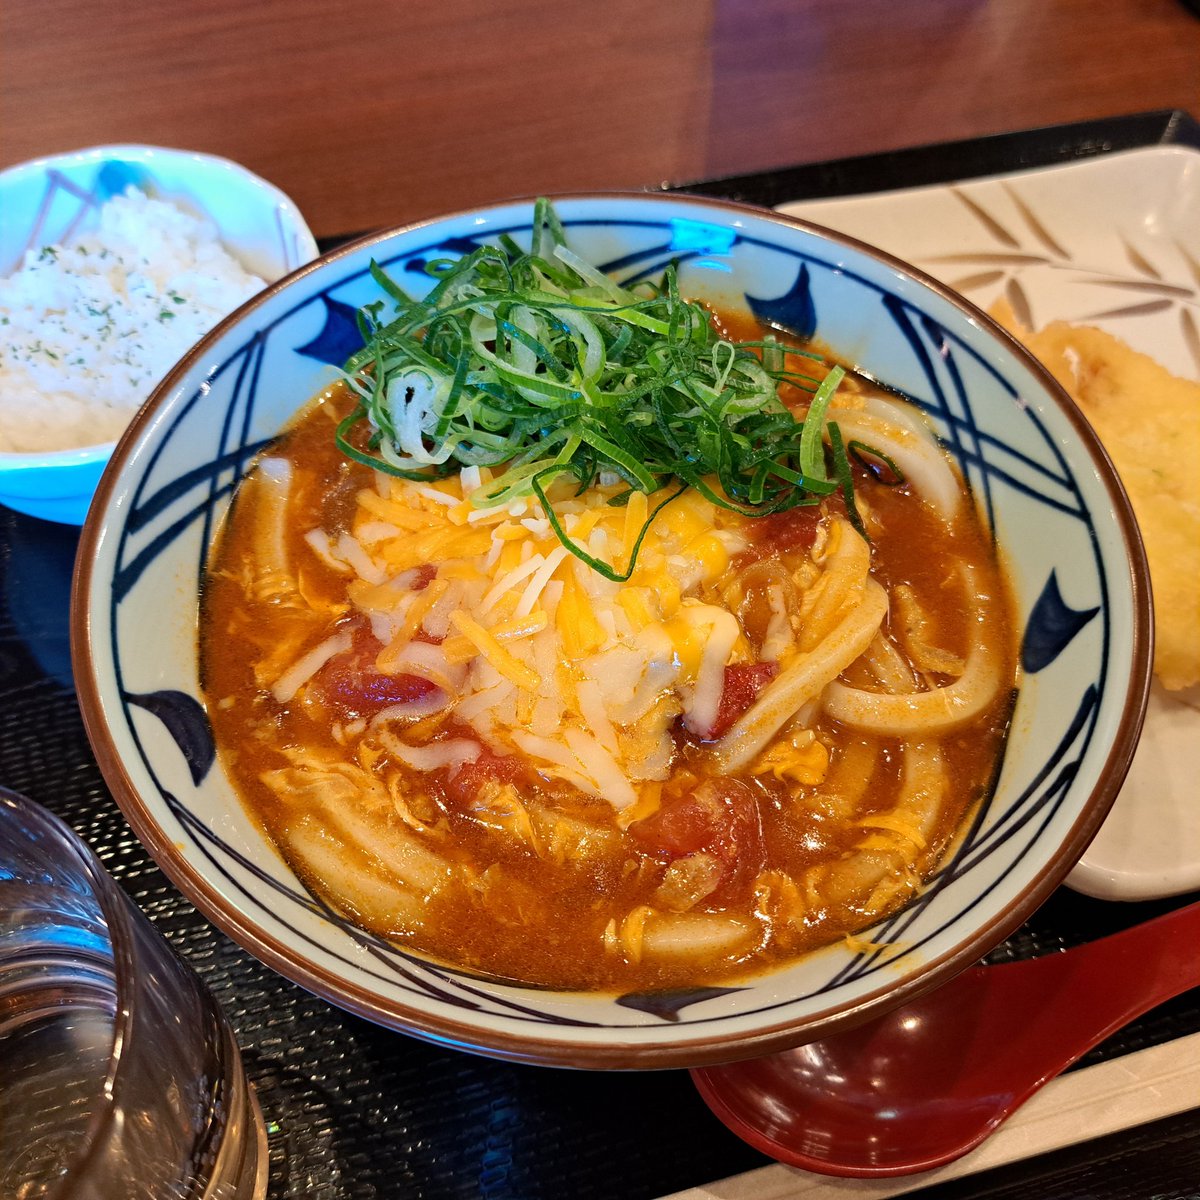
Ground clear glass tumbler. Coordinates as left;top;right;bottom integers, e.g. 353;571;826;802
0;787;268;1199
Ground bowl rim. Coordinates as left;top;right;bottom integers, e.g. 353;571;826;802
70;191;1154;1068
0;140;306;201
0;442;115;469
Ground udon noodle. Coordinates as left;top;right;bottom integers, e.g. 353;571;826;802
201;305;1016;991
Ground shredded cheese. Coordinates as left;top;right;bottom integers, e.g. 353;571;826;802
448;611;540;691
270;631;351;704
321;470;823;811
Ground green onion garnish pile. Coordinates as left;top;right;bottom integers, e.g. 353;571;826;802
337;198;863;579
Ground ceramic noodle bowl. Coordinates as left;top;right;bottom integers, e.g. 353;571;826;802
72;194;1151;1068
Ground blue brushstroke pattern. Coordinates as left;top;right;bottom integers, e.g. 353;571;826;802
125;690;216;785
616;985;747;1022
127;438;274;534
96;160;152;199
669;218;736;256
746;263;816;338
1022;571;1100;673
114;478;243;603
404;234;488;279
294;297;363;365
436;234;486;257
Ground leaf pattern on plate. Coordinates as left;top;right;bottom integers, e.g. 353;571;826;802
1121;235;1164;281
1177;241;1200;290
950;189;1021;248
924;253;1050;267
1004;184;1070;258
784;148;1200;380
1181;308;1200;376
1080;298;1177;321
1083;277;1195;299
926;179;1198;369
949;270;1006;292
1004;276;1035;330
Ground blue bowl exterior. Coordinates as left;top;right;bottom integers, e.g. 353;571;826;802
0;450;108;524
74;195;1151;1067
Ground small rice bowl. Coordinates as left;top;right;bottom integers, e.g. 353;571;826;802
0;189;265;453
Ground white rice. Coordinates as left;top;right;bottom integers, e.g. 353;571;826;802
0;189;266;453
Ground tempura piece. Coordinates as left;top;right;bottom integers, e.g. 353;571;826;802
992;302;1200;691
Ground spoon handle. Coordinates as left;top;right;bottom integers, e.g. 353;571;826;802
1004;899;1200;1060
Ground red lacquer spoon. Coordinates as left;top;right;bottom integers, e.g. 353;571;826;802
691;900;1200;1177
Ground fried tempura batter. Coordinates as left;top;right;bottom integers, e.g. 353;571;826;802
992;301;1200;691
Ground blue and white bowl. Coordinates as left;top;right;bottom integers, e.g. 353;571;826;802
72;194;1152;1068
0;144;318;524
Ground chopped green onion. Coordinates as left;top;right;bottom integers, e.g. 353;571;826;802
848;439;905;486
336;199;857;575
798;365;844;482
827;421;867;539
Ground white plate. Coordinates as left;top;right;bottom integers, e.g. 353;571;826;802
779;145;1200;901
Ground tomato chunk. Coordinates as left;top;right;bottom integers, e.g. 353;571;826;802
709;661;777;739
629;779;766;905
410;563;438;591
749;504;826;554
314;620;440;719
440;748;525;809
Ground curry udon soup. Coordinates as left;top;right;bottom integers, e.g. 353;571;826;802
201;316;1016;993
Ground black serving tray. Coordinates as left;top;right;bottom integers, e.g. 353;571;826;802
3;110;1199;1200
675;108;1200;207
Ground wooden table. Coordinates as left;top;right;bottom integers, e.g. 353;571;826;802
2;0;1197;239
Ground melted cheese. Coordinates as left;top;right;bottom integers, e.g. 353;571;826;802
317;470;797;808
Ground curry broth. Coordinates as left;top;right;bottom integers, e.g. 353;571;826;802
201;363;1016;991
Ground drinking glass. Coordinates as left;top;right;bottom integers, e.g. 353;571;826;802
0;787;268;1199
